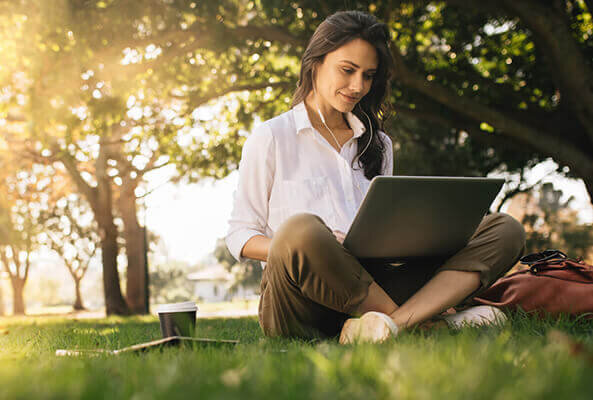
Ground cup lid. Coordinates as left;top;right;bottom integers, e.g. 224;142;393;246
155;301;198;313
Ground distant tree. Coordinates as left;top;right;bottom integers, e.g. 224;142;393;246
0;276;5;316
0;152;71;315
3;0;593;315
38;196;100;311
149;260;194;305
25;277;64;308
522;183;593;260
0;172;44;315
213;238;262;292
494;165;556;213
385;0;593;199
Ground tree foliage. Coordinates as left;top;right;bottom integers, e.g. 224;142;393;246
38;195;100;310
0;156;63;314
1;1;592;313
521;183;593;260
213;238;262;291
149;260;194;305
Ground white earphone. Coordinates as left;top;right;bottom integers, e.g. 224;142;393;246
313;85;373;160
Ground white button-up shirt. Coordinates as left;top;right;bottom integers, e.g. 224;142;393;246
225;101;394;268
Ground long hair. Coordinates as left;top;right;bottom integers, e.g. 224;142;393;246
291;10;394;179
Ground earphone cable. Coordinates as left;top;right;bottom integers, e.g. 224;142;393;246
312;87;373;201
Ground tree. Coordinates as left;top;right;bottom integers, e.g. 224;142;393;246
0;274;5;316
3;0;593;313
0;167;46;315
110;0;593;202
38;196;100;311
149;260;195;305
519;183;593;260
213;238;262;292
0;2;130;314
384;0;593;198
0;0;288;314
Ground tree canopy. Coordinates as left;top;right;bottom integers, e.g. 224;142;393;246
1;0;592;313
3;1;592;191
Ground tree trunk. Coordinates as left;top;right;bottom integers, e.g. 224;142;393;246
0;283;5;316
98;218;129;315
73;277;85;311
11;278;25;315
95;167;129;316
118;186;148;314
95;138;129;316
56;142;130;315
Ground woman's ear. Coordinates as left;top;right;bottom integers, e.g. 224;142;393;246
312;60;321;82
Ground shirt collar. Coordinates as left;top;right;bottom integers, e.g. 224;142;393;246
293;101;366;139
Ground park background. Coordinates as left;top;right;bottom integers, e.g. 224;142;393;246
1;0;593;318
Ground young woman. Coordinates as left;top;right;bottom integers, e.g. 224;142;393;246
225;10;526;343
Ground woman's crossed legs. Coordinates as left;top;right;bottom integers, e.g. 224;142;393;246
258;212;526;339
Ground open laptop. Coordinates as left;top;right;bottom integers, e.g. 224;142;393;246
342;176;505;262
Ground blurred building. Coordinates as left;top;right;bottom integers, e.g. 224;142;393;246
187;264;257;303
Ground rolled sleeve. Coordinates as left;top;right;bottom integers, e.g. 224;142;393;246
226;229;265;264
225;124;275;263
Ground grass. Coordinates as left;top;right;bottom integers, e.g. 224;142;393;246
0;312;592;399
20;298;259;316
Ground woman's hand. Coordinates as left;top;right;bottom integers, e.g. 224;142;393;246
332;230;346;245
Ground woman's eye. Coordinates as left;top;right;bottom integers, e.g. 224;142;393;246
342;67;374;80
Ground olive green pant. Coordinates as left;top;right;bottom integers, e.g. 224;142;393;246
258;212;526;339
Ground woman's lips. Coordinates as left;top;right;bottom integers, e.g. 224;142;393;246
340;93;359;103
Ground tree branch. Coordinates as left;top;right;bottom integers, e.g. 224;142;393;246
499;0;593;143
0;248;14;279
495;167;555;212
8;244;20;279
139;159;170;177
80;246;96;279
390;41;593;178
392;104;522;151
232;24;306;47
92;20;305;84
429;0;593;146
22;237;31;283
51;140;98;212
188;81;293;108
97;21;305;62
135;177;176;199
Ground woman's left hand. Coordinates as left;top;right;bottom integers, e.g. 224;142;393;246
332;230;346;245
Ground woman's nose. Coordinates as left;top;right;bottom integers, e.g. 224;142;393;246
349;73;364;92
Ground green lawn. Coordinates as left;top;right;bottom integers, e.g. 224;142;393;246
0;312;592;399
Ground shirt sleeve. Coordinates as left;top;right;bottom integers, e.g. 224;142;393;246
380;131;394;176
225;124;275;263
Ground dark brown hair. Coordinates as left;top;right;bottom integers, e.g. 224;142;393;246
291;10;394;179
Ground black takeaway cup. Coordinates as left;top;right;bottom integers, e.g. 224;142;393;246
155;302;198;338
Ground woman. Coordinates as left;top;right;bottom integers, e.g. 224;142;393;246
225;10;526;343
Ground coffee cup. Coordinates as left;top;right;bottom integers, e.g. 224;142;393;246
155;301;198;338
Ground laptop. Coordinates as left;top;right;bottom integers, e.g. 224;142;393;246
342;176;505;262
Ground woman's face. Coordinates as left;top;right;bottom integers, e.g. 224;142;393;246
314;38;378;113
